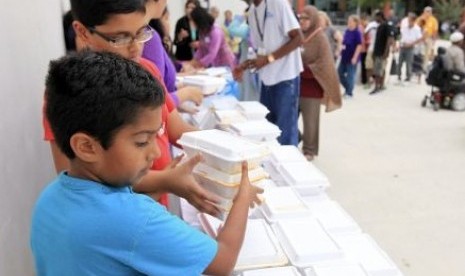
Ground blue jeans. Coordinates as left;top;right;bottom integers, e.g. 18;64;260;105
260;76;300;146
338;62;357;96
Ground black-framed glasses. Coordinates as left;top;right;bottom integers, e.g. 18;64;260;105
87;25;154;48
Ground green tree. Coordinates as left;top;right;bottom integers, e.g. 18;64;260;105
433;0;463;23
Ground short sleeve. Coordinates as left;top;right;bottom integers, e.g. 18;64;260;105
355;30;362;45
276;0;300;35
131;207;218;275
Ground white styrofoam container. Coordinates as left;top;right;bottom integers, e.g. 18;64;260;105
195;163;268;185
332;234;403;276
197;66;230;77
259;187;312;223
269;145;308;164
305;200;361;235
234;219;288;271
277;162;330;196
241;266;301;276
236;101;270;120
178;129;269;173
194;164;268;199
203;94;239;110
272;217;344;268
182;75;227;95
214;110;247;127
229;120;281;142
304;263;369;276
262;160;286;185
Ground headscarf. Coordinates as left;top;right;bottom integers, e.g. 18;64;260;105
301;5;342;112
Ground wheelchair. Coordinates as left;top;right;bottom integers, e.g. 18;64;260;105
422;47;465;111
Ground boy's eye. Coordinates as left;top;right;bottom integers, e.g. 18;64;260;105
135;141;149;148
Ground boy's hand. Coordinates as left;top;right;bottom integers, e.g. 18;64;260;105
168;154;222;217
235;162;264;208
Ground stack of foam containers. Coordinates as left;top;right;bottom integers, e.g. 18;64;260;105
271;217;345;268
330;234;403;276
198;215;288;272
177;129;269;216
177;95;404;275
181;75;227;96
263;145;330;196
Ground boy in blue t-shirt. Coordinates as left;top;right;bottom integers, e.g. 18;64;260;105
31;51;262;275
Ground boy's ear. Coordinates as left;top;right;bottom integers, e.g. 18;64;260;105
72;21;92;46
69;133;102;163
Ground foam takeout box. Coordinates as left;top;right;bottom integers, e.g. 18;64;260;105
178;129;269;174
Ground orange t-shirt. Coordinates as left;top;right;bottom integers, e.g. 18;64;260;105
42;57;175;206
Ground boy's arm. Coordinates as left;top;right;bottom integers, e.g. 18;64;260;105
204;163;263;275
133;154;221;216
166;109;198;146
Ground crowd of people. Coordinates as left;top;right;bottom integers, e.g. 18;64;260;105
31;0;465;275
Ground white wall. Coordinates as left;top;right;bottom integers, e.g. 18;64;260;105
0;0;65;274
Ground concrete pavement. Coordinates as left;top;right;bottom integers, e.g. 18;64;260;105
308;78;465;276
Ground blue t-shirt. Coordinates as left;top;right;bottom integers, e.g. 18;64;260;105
340;29;362;64
31;173;218;276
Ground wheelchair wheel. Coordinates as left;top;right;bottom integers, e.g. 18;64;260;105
451;93;465;111
421;96;428;107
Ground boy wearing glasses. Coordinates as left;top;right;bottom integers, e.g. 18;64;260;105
32;51;263;275
43;0;221;216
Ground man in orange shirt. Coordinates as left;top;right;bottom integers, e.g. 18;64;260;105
417;6;438;67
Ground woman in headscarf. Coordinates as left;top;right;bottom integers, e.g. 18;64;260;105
299;5;342;161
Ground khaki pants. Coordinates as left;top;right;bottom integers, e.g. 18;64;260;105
423;38;435;70
300;97;321;156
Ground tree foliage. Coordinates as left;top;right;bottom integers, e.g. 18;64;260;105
433;0;463;23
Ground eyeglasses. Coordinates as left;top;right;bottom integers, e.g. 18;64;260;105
87;25;154;48
298;15;311;21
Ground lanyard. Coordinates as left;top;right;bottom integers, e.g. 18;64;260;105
254;0;267;43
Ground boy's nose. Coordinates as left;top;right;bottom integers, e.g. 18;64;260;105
148;140;161;161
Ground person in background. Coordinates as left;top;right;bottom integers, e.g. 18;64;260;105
144;4;203;113
32;50;263;276
150;8;173;55
359;14;369;85
222;10;242;60
45;0;220;214
224;10;233;27
364;12;380;89
458;7;465;54
174;0;200;61
234;0;304;146
319;11;343;62
417;6;438;69
228;8;260;101
189;7;236;69
370;11;395;95
397;13;423;83
338;15;363;99
445;32;465;74
209;6;220;21
299;6;342;161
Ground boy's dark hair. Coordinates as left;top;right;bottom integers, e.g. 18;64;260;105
190;7;214;34
45;51;165;159
70;0;146;27
185;0;200;8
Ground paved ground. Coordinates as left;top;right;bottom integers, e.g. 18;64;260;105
308;76;465;275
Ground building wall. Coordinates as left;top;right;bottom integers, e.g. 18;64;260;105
0;0;66;275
